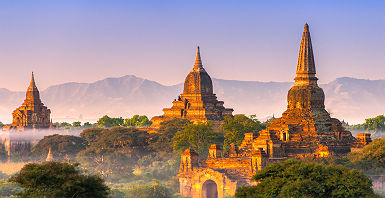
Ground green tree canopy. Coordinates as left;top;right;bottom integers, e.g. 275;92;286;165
172;122;223;156
348;137;385;170
222;115;264;153
59;122;72;129
72;121;81;127
235;159;379;198
150;118;191;153
80;127;105;145
77;127;151;180
9;162;110;198
124;115;152;127
83;122;92;127
125;182;173;198
31;134;87;160
97;115;124;128
362;115;385;133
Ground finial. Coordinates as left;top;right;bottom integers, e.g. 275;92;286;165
30;72;36;86
304;23;309;32
194;46;203;69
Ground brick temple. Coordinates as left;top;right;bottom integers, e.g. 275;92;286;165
5;72;51;130
151;47;233;131
178;24;372;198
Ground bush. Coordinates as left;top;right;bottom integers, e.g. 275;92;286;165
9;162;110;198
235;159;379;198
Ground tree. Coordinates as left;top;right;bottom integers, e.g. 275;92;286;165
59;122;72;129
31;134;87;160
80;127;105;145
124;115;152;127
348;137;385;170
83;122;92;127
126;181;173;198
235;159;379;198
173;122;223;156
150;118;191;153
0;122;4;128
72;121;81;127
362;115;385;133
222;115;264;153
97;115;124;128
77;127;151;180
9;162;110;198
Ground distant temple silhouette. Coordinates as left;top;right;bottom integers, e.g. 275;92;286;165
4;72;51;130
151;47;233;131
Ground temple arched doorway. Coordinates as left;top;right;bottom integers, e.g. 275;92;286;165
201;180;218;198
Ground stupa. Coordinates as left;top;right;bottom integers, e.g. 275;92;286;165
9;72;51;130
151;47;233;131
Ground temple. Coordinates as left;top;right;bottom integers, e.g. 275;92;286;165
177;24;371;198
6;72;51;130
151;47;233;130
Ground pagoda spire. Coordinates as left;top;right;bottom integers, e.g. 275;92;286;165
296;24;316;75
25;72;42;105
294;24;318;86
27;72;38;92
46;147;54;162
193;46;203;70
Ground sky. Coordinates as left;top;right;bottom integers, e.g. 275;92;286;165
0;0;384;91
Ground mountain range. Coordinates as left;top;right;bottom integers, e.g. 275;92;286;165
0;75;384;124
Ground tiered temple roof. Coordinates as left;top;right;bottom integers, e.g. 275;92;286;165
10;72;51;129
151;47;233;130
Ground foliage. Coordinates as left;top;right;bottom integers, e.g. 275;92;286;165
235;159;379;198
72;121;81;127
80;127;105;145
0;122;4;128
222;115;264;153
31;134;87;160
150;118;191;153
59;122;72;129
124;115;152;127
172;122;223;156
77;127;152;181
9;162;110;198
83;122;92;127
125;181;173;198
97;115;124;128
348;115;385;135
0;179;22;197
348;137;385;170
362;115;385;133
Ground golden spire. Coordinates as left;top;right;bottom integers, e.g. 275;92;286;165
294;24;318;86
296;24;316;75
30;72;36;88
25;72;41;104
193;46;203;70
46;147;54;162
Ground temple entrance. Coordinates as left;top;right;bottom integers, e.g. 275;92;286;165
201;180;218;198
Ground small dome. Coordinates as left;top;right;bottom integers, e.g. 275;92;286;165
183;47;213;95
183;70;213;95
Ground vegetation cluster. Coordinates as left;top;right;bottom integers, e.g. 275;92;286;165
0;114;384;197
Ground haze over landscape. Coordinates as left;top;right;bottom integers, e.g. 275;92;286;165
0;75;384;124
0;1;385;198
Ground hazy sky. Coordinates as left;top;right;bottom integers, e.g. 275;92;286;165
0;0;384;91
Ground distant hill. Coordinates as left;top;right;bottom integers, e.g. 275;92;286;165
0;75;384;124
